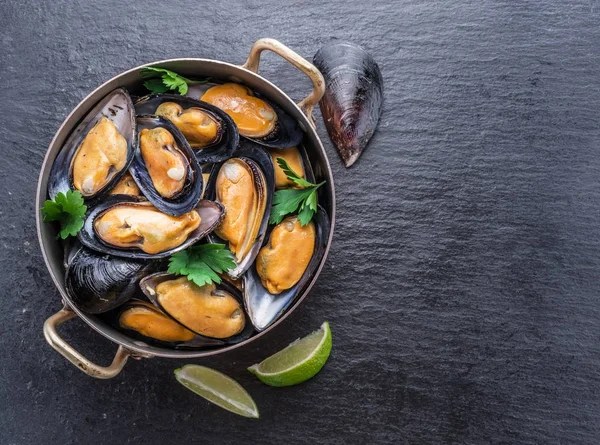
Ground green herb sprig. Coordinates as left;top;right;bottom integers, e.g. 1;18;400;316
141;67;208;95
41;190;87;239
168;244;236;287
269;158;325;226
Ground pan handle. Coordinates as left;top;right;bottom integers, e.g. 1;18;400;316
242;38;325;128
43;306;130;379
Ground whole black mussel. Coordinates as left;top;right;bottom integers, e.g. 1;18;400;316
130;115;202;216
314;42;383;167
134;94;239;163
109;299;224;349
187;82;303;149
139;272;254;344
48;88;136;201
243;206;331;331
65;245;160;314
78;195;224;259
204;141;275;278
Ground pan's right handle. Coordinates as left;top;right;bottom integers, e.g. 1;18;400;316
43;307;130;379
242;38;325;129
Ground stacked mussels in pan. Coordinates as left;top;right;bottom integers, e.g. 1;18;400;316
45;76;330;349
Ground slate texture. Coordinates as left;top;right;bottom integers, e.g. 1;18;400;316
1;1;600;444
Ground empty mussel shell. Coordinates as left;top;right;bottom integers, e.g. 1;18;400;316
204;141;275;278
48;88;136;201
78;195;224;259
134;94;238;163
130;116;202;216
187;82;303;149
65;246;159;314
243;206;330;331
139;272;254;344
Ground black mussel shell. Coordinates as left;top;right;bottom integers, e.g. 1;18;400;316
130;116;202;216
187;83;303;149
314;42;383;167
134;94;239;163
139;272;254;344
205;141;275;278
48;88;136;201
108;299;224;349
65;246;159;314
243;206;331;331
78;195;225;259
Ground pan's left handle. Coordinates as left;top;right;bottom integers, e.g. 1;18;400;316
242;38;325;129
43;306;130;379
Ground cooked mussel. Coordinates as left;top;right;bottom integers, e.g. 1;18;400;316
243;206;330;331
188;82;302;149
314;42;383;167
109;172;141;196
48;88;136;200
78;196;224;259
205;142;274;278
118;299;195;341
140;272;254;343
65;245;158;314
134;94;238;163
130;116;202;216
268;145;315;189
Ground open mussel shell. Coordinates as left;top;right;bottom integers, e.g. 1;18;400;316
65;246;160;314
130;116;202;216
187;83;303;149
139;272;254;344
243;206;331;331
134;94;239;163
48;88;136;201
78;195;225;259
110;299;224;349
314;42;383;167
205;141;275;278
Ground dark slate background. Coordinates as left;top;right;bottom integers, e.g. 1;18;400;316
2;0;600;443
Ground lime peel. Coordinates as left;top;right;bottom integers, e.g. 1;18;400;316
248;321;332;387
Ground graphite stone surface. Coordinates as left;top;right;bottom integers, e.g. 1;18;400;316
1;1;600;444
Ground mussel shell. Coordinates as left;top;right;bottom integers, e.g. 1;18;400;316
243;206;331;331
204;141;275;278
65;246;159;314
187;83;303;149
48;88;136;201
134;94;239;163
139;272;254;344
110;299;224;349
130;116;202;216
313;42;383;167
78;195;225;259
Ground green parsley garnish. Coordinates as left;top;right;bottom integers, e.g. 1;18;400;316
41;190;87;239
141;67;208;95
269;158;325;226
168;244;236;287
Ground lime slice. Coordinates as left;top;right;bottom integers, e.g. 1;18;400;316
248;322;332;387
174;365;259;418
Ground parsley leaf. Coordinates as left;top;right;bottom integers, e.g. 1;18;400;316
168;244;236;287
41;190;87;239
141;67;208;95
270;158;326;226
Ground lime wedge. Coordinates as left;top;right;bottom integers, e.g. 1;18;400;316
248;322;332;387
174;365;259;418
